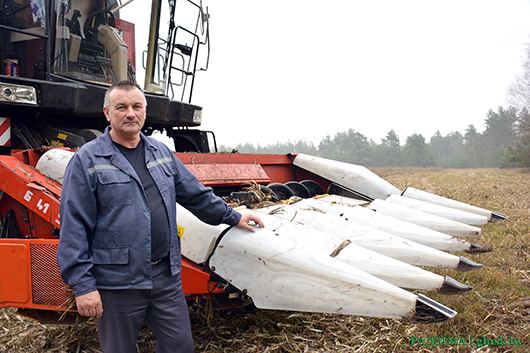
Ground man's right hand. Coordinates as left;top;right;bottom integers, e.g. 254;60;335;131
76;290;103;318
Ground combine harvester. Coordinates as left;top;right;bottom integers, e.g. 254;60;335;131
0;0;505;326
174;153;504;324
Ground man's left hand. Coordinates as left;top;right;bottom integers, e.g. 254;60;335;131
237;213;265;232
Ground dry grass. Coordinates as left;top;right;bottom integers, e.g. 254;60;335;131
1;168;529;352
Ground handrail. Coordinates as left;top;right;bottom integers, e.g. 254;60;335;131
160;1;210;104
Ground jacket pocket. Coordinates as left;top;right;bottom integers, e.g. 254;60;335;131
93;247;129;264
160;162;177;177
158;161;177;194
97;170;132;206
92;247;131;286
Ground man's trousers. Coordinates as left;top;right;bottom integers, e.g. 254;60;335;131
97;259;194;353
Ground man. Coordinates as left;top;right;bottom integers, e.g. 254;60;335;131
57;80;264;353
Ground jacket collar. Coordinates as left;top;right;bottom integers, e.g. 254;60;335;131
94;126;157;157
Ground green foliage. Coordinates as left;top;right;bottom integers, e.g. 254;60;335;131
476;107;517;167
500;107;530;167
430;130;464;167
403;133;436;167
484;107;517;147
219;107;530;168
226;140;318;155
291;140;318;155
373;130;403;166
459;124;486;168
318;129;374;166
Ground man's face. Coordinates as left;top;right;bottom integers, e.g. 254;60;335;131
103;87;146;141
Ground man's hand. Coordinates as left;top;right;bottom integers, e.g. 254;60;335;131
237;213;265;232
76;290;103;318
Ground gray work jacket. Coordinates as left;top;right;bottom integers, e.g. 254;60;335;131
57;127;241;297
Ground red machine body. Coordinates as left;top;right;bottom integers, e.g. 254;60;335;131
0;148;331;323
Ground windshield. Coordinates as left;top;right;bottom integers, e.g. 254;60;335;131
53;0;137;85
1;0;208;101
52;0;209;102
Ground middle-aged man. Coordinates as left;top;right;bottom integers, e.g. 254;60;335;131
57;80;264;353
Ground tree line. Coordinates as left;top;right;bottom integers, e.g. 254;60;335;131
219;105;528;168
220;41;530;168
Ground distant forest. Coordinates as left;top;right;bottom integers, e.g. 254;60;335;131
220;44;530;169
219;106;530;168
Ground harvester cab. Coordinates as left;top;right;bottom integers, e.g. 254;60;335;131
0;0;212;153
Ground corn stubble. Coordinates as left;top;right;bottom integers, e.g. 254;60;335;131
1;168;529;352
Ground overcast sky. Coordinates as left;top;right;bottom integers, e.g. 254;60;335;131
185;0;530;148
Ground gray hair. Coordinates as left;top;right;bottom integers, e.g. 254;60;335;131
103;81;147;109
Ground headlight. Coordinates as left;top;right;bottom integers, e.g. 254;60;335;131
0;83;37;105
193;109;202;124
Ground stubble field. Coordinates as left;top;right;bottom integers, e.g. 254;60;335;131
1;167;529;352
